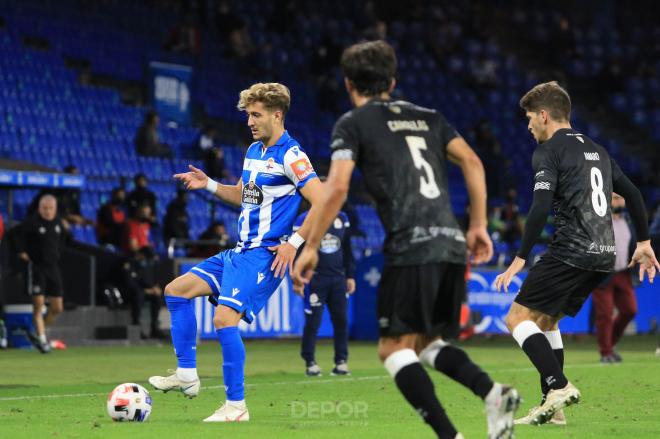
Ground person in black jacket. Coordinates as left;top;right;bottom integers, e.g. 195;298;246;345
127;174;157;221
163;188;190;245
96;187;127;248
135;111;173;158
16;194;71;353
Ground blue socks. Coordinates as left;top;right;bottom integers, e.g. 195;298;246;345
165;296;197;368
216;326;246;402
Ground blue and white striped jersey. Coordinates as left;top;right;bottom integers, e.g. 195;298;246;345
235;130;317;250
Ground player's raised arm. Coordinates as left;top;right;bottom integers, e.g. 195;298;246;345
446;136;493;265
173;164;243;206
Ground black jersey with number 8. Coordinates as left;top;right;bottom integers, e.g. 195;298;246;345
532;128;619;272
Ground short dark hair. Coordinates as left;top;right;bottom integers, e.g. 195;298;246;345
519;81;571;122
341;40;397;96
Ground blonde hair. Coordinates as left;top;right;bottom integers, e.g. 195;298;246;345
237;82;291;115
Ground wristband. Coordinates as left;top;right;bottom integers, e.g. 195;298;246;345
205;178;218;194
288;232;305;249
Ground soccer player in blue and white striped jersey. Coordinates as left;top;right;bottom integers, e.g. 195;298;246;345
149;83;323;422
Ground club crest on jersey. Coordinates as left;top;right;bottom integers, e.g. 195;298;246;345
242;181;263;205
291;158;313;180
265;157;275;170
320;233;341;254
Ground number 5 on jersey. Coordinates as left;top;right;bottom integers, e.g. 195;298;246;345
405;136;441;199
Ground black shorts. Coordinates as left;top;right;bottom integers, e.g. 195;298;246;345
515;255;608;317
26;264;64;297
378;262;465;338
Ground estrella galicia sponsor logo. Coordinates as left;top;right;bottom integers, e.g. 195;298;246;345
320;233;341;254
242;181;263;205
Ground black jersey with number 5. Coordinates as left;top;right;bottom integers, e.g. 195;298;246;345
532;128;620;272
330;99;467;266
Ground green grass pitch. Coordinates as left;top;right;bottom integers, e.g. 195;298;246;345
1;336;659;438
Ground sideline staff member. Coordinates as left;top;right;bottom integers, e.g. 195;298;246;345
16;194;70;353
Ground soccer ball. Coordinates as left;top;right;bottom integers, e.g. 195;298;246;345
107;383;152;422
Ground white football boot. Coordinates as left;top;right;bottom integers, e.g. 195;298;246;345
485;383;520;439
203;401;250;422
530;382;580;425
515;407;566;425
148;369;200;398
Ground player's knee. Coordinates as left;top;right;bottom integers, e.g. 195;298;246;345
164;280;185;298
213;307;240;329
504;312;520;331
377;345;393;363
377;337;413;363
212;313;224;328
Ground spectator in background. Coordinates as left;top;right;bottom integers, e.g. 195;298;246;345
127;174;157;220
470;54;498;89
214;0;241;37
363;19;387;41
472;119;504;198
165;13;201;55
135;111;173;158
16;195;71;353
191;221;232;258
163;188;190;245
491;189;523;260
554;16;576;62
96;187;127;248
123;203;153;255
125;246;165;339
196;124;228;180
57;165;92;226
592;193;638;363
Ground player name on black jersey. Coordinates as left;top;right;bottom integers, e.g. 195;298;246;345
331;99;467;266
532;128;619;272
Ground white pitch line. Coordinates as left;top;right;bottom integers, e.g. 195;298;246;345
0;360;655;402
0;392;104;401
0;376;389;402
